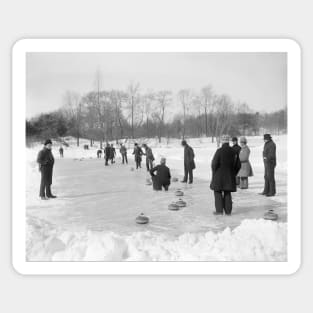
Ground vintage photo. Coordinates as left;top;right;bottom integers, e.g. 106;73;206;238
12;39;301;274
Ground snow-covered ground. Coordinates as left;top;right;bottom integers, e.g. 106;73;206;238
26;135;287;261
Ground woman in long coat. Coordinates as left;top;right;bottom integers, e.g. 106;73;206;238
237;136;253;189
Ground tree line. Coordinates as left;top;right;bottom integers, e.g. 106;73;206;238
26;81;287;147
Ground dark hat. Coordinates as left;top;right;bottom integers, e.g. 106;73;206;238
134;143;138;146
264;134;272;140
232;136;238;142
44;139;52;145
181;140;187;146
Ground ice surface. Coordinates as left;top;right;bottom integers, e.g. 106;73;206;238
26;135;287;261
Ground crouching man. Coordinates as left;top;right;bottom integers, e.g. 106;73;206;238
150;157;171;191
37;139;57;200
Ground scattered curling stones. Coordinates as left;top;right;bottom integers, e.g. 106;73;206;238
168;202;180;211
263;209;278;221
146;178;152;186
176;198;187;208
175;189;184;197
135;213;149;224
172;177;179;182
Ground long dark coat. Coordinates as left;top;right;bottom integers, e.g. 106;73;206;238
263;140;276;167
133;146;143;162
232;143;241;155
145;147;155;161
184;145;196;170
37;147;55;185
210;143;241;192
104;146;111;157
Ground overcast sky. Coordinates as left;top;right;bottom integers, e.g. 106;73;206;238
26;52;287;118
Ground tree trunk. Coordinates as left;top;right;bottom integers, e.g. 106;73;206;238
205;108;208;137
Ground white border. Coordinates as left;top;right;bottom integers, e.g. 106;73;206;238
12;39;301;275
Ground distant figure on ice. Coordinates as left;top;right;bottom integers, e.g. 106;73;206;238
231;136;241;185
97;149;102;158
119;144;128;164
210;135;241;215
132;143;143;169
260;134;276;197
150;157;171;191
37;139;57;200
237;136;253;189
59;146;64;158
181;140;195;184
142;143;155;171
104;143;111;166
110;144;116;164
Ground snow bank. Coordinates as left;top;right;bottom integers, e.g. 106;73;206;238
26;216;287;262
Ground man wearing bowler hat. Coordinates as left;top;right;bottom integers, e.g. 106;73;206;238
260;134;276;197
37;139;57;200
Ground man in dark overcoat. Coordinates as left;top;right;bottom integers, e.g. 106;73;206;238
110;144;116;164
104;143;111;166
37;139;56;200
150;157;171;191
59;146;64;158
142;143;155;171
132;143;143;169
260;134;276;197
181;140;195;184
231;137;241;185
210;135;241;215
120;144;128;164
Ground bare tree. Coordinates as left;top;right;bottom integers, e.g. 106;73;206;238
214;94;234;146
178;89;192;139
63;91;82;146
126;82;140;139
142;91;155;138
191;94;203;137
201;85;215;140
152;90;172;142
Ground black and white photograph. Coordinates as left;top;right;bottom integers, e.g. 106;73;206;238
12;39;300;274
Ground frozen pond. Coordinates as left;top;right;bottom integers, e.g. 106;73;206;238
27;155;287;238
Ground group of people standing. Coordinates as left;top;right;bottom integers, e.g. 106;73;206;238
209;134;276;216
97;143;117;165
37;135;277;218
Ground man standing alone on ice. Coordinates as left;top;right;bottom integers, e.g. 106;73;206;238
260;134;276;197
181;140;195;184
110;144;116;164
142;143;155;171
59;145;64;158
210;135;241;215
104;143;111;166
120;144;128;164
37;139;57;200
132;143;143;169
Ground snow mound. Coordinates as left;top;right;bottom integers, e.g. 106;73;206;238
27;216;287;262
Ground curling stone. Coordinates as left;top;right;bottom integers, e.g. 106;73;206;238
168;202;180;211
135;213;149;224
172;177;179;182
175;190;184;197
176;198;187;207
130;167;135;171
146;178;152;185
263;209;278;221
